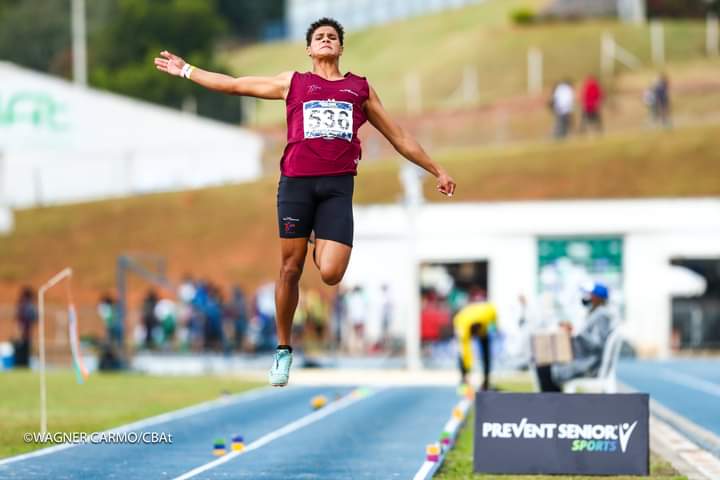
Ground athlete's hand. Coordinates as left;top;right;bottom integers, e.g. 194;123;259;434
154;50;186;77
436;171;456;197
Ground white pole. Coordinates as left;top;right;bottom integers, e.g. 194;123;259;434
708;13;719;57
651;20;665;66
400;165;423;372
405;204;421;371
527;47;543;95
38;268;73;434
38;289;47;434
462;65;479;104
405;72;422;115
71;0;87;86
601;32;615;77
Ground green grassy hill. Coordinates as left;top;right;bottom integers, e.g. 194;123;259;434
1;124;718;309
222;0;710;126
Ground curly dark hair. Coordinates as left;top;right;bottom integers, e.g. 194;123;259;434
306;17;344;46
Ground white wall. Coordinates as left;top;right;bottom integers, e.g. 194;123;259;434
0;62;263;208
347;198;720;362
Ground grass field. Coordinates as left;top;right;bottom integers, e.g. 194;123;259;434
222;0;711;126
0;370;263;458
435;380;685;479
0;123;718;313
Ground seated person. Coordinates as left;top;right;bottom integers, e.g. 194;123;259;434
454;300;497;390
536;282;614;392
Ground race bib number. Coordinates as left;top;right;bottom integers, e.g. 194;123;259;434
303;100;353;141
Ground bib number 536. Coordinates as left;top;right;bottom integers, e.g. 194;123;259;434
303;100;353;141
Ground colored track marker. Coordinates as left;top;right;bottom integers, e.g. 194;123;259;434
212;438;226;457
310;395;328;410
426;443;441;462
231;434;244;452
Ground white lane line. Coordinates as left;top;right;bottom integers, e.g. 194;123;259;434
0;386;274;467
413;462;434;480
412;396;473;480
172;387;384;480
658;369;720;398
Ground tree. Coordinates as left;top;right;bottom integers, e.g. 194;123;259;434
0;0;71;77
89;0;241;123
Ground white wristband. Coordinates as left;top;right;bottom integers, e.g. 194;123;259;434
181;63;194;79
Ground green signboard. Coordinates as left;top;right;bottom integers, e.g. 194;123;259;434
537;236;623;325
539;237;622;273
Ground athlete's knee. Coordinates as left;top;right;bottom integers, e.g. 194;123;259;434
279;260;303;284
320;267;344;286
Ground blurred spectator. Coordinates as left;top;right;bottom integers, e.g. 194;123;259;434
201;283;224;351
346;286;368;355
254;282;277;352
97;294;123;348
155;298;177;349
178;274;197;304
536;282;615;392
331;286;348;350
305;289;327;345
15;286;37;367
646;73;671;128
453;295;497;390
551;79;574;139
580;75;603;134
421;288;451;343
447;285;469;318
229;285;249;351
141;289;159;350
380;284;393;351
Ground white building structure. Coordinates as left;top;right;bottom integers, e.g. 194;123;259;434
0;62;263;219
344;198;720;368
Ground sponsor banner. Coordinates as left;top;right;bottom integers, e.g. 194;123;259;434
474;392;648;475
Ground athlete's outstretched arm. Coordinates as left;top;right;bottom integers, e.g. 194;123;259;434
365;87;456;196
154;50;292;100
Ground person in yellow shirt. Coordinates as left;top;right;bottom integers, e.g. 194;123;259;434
454;301;497;390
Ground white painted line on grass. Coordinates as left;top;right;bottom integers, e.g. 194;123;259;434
0;386;274;467
172;387;384;480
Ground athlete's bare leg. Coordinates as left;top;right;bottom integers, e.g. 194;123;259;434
275;238;308;345
313;239;352;286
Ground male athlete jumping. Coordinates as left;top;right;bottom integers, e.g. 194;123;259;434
155;17;456;386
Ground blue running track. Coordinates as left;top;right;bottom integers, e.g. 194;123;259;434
0;386;458;479
618;359;720;439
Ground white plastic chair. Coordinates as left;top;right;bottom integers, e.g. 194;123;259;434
563;329;623;394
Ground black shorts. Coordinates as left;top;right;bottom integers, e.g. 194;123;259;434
277;175;354;247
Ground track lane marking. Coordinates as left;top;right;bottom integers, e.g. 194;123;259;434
658;369;720;398
172;387;384;480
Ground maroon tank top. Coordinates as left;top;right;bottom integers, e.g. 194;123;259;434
281;71;370;177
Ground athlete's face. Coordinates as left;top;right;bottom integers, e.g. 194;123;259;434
307;26;343;60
